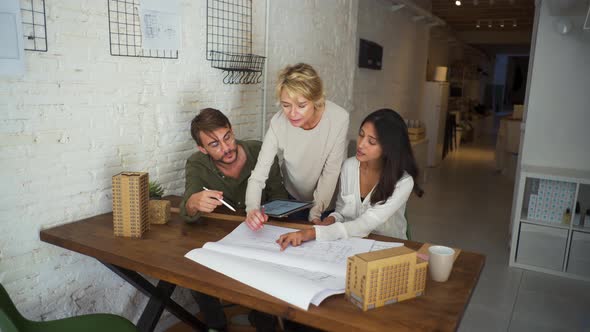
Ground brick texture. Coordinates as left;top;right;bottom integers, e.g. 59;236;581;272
0;0;431;329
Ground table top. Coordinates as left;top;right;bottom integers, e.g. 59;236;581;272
40;199;485;332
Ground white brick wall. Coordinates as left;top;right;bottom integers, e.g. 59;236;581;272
352;0;430;137
0;0;265;328
264;0;359;128
1;0;435;329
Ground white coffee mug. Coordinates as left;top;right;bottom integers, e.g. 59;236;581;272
428;245;455;282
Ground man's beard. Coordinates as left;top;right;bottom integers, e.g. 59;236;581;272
213;148;238;165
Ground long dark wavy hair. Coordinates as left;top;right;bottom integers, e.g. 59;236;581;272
361;109;424;205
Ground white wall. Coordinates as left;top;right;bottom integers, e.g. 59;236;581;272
0;0;440;327
264;0;358;127
0;0;266;326
426;27;450;81
351;0;430;137
521;0;590;170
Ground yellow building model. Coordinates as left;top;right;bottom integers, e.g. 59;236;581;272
112;172;150;238
346;246;428;311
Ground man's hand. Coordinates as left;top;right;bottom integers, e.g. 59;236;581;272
276;228;316;251
312;216;335;226
185;190;223;215
245;208;268;231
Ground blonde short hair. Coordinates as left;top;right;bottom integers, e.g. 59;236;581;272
276;63;325;109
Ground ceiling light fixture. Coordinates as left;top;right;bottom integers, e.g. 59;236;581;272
455;0;462;6
555;18;573;35
473;18;518;29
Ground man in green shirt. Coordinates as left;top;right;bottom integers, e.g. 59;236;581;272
181;108;287;331
181;108;287;222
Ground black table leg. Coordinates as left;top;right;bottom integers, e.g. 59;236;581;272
102;262;207;332
136;280;175;332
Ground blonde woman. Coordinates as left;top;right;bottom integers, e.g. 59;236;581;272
245;63;349;229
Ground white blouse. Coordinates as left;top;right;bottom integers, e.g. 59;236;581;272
314;157;414;241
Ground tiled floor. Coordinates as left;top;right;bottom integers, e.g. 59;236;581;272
407;137;590;332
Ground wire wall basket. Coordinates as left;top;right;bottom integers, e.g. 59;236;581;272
107;0;178;59
206;0;265;84
21;0;48;52
208;50;265;84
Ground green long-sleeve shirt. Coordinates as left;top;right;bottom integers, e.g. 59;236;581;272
180;140;288;222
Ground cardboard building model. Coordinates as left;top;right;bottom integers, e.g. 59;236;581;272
346;246;428;311
112;172;150;238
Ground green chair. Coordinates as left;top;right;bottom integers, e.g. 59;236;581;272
405;210;412;240
0;283;139;332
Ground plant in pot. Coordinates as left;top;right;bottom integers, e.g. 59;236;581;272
148;180;170;224
149;181;164;199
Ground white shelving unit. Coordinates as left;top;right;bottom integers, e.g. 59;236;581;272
509;164;590;281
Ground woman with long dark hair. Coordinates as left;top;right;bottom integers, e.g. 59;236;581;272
276;108;423;248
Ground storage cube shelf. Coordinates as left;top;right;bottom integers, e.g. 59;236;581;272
510;165;590;281
524;178;576;223
567;231;590;277
517;223;568;271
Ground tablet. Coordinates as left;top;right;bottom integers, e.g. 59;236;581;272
262;199;313;218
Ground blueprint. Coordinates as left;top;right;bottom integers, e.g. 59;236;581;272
214;222;374;275
370;240;404;251
185;223;375;310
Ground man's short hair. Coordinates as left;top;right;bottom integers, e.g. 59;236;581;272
190;108;231;146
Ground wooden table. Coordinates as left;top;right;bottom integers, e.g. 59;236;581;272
40;199;485;332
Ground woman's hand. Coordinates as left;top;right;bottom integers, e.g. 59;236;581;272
312;216;335;226
245;208;268;231
276;228;316;251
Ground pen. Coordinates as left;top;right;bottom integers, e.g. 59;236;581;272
202;187;236;212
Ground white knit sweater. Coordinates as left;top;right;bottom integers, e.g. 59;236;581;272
246;100;349;221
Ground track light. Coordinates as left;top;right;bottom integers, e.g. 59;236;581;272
455;0;462;6
474;18;518;29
